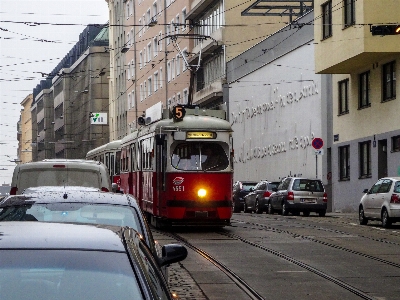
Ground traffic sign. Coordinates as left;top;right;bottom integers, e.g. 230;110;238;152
312;137;324;150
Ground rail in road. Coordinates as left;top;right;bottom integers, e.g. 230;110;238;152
155;214;400;299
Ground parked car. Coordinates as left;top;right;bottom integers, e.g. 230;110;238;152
268;177;327;216
359;177;400;228
10;159;113;195
243;180;280;214
0;187;185;274
0;222;186;300
232;181;258;213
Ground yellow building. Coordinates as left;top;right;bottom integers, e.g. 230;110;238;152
18;94;33;163
314;0;400;211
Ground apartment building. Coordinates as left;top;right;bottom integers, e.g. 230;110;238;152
17;94;33;163
31;25;110;161
106;0;191;133
314;0;400;212
186;0;299;109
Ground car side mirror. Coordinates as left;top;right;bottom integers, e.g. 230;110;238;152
363;189;369;193
158;244;188;267
272;187;278;192
112;183;118;193
249;187;254;192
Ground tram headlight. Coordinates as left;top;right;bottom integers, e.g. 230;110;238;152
197;188;207;198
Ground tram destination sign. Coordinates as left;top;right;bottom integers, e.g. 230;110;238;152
186;132;216;139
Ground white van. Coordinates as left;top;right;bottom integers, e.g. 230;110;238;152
10;159;112;195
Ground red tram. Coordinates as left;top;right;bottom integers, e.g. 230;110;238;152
119;104;234;227
86;139;122;189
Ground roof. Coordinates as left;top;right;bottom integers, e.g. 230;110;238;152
0;222;126;251
0;189;137;207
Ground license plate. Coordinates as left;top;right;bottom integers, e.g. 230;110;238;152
300;198;316;203
195;211;208;218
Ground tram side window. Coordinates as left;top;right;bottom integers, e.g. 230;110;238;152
130;144;136;171
171;142;229;171
141;139;153;171
110;154;115;176
116;151;121;175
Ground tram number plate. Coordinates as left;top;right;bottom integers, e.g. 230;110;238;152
300;198;316;203
195;211;208;218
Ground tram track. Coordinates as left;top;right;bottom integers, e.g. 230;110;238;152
155;229;265;300
157;226;378;300
231;217;400;269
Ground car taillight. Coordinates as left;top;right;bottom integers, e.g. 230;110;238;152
263;191;271;197
390;194;400;203
323;193;328;203
101;187;110;192
287;191;294;201
10;187;17;195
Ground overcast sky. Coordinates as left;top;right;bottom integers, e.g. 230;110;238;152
0;0;109;184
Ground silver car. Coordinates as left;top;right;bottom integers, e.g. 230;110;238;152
269;177;327;216
359;177;400;228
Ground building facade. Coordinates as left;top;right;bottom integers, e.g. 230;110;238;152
314;0;400;212
106;0;192;134
18;94;33;163
31;26;110;160
186;0;297;109
227;11;333;210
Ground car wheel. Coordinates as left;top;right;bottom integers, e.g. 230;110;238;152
233;201;240;213
255;200;262;214
358;206;368;225
318;210;326;217
281;202;289;216
381;208;392;228
303;211;310;217
268;202;275;215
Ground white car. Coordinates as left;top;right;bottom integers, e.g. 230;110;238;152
10;159;113;195
359;177;400;228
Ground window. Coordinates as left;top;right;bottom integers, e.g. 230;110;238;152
138;18;142;37
154;72;159;91
146;9;151;28
338;79;349;115
343;0;355;28
382;61;396;101
176;54;181;76
143;47;146;66
140;84;143;102
143;81;147;99
159;32;163;51
153;36;158;57
359;71;370;109
322;1;332;39
175;14;180;34
147;43;152;63
359;141;371;178
182;8;187;31
159;67;163;88
339;145;350;180
166;24;170;45
183;89;188;104
392;135;400;152
139;51;143;69
131;90;135;108
148;77;152;97
153;1;158;17
167;61;171;82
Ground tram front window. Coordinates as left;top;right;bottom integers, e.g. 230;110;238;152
171;142;229;171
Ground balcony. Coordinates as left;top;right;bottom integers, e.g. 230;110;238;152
188;27;224;64
314;0;400;74
187;0;216;20
193;78;223;105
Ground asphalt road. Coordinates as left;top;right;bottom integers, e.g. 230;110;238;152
154;212;400;300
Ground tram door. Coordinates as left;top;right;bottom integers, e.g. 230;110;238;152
155;134;167;217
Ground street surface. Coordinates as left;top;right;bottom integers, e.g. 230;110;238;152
154;212;400;300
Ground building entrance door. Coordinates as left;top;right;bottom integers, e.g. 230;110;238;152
378;139;388;179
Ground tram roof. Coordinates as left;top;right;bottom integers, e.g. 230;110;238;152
86;139;122;157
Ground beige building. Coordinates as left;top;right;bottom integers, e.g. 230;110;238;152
314;0;400;211
106;0;192;133
17;94;33;163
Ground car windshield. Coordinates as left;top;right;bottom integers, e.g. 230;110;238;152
242;183;257;191
292;179;324;192
18;170;101;190
0;203;144;236
171;142;229;171
0;250;143;300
